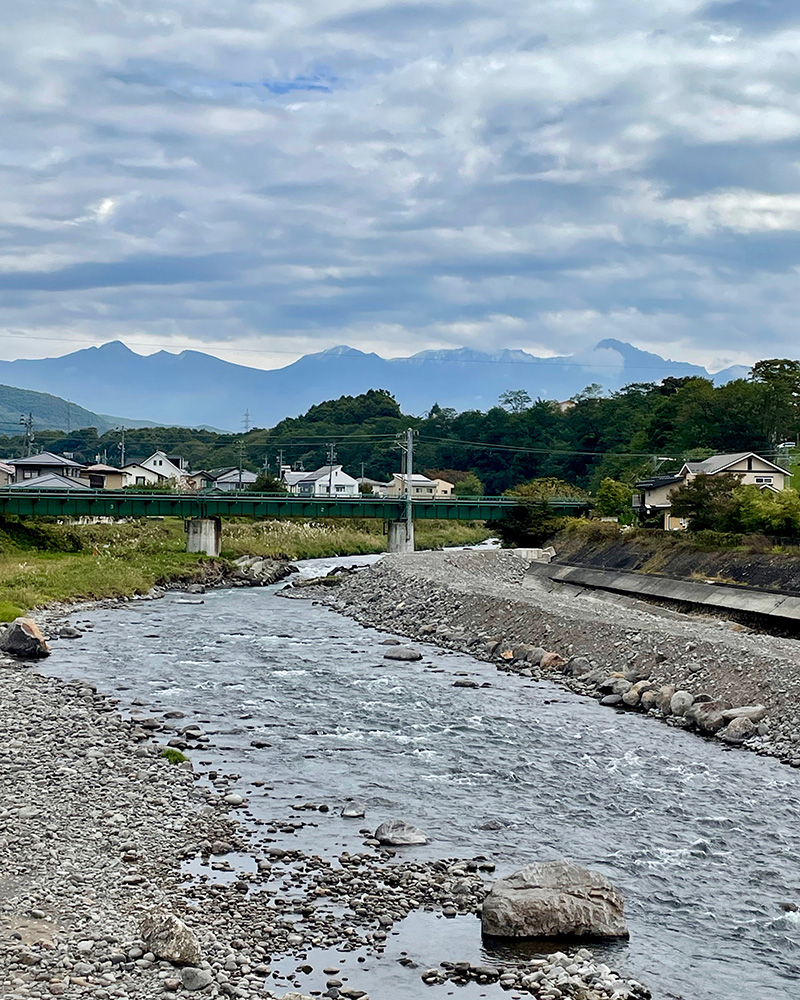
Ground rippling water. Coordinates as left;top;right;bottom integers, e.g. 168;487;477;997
43;555;800;999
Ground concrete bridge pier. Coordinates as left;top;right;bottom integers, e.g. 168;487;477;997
186;517;221;557
387;520;415;553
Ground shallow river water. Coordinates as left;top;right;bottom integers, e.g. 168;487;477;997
42;555;800;1000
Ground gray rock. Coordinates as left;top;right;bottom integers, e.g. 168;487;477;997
685;700;727;734
670;690;694;716
140;908;202;965
180;967;213;991
341;802;366;818
383;646;423;661
453;678;479;688
0;618;50;658
58;626;82;639
374;818;429;845
481;860;628;939
524;646;547;665
719;716;756;743
721;705;767;723
600;694;623;707
655;684;676;713
568;656;592;677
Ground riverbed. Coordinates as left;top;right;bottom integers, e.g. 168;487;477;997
42;555;800;1000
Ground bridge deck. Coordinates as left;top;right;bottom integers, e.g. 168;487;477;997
0;490;590;521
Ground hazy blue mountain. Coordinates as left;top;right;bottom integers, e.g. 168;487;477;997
0;339;750;432
0;381;163;437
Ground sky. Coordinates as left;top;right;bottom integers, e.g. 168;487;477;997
1;0;800;371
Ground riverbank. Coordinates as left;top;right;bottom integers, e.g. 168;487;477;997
1;605;651;1000
300;549;800;765
0;517;489;620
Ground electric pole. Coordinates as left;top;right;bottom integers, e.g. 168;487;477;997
117;426;126;468
405;426;414;541
238;439;245;490
19;413;34;457
326;442;337;496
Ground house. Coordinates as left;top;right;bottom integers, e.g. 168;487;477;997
186;469;217;491
12;451;85;483
209;468;258;491
79;464;126;490
121;463;167;487
634;452;792;530
8;472;90;491
384;473;454;498
356;477;388;495
0;462;14;487
292;465;359;497
140;451;189;483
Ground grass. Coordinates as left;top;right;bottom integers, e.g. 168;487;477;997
0;516;491;620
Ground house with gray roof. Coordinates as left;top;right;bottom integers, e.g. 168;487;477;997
12;451;85;483
634;451;791;529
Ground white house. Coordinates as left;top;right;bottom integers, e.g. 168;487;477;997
293;465;359;497
212;468;258;491
122;463;167;487
384;473;454;498
634;451;792;530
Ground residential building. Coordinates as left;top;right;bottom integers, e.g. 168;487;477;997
384;473;454;498
634;452;792;530
0;462;14;487
121;463;166;487
186;470;216;491
80;464;126;489
8;472;90;491
140;451;189;483
210;468;258;491
356;477;388;495
293;465;359;497
12;452;85;483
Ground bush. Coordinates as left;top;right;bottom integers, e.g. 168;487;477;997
160;748;189;765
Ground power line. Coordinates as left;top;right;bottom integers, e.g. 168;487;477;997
419;434;677;461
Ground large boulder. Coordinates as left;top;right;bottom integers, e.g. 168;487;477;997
718;716;756;743
140;908;202;965
374;819;429;845
481;860;628;940
383;647;423;661
721;705;767;723
0;618;50;659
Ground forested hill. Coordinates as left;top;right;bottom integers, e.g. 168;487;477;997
0;383;161;436
0;363;796;493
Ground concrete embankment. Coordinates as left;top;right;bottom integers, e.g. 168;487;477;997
303;549;800;765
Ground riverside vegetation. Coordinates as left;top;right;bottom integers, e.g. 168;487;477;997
0;517;488;620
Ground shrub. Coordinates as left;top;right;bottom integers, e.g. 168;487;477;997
160;748;189;765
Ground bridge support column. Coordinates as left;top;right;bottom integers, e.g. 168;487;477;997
186;517;221;557
387;520;414;553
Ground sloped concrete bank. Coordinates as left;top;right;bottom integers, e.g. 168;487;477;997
299;549;800;766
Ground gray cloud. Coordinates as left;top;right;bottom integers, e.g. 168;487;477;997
0;0;799;372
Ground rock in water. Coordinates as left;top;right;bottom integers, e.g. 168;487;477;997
342;802;366;818
0;618;50;658
383;646;423;661
481;860;628;939
140;908;202;965
374;819;429;845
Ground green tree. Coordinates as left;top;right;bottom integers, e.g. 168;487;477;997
595;478;633;518
454;473;484;496
668;473;739;531
749;358;800;446
731;485;800;535
499;389;532;413
251;472;285;493
506;477;588;501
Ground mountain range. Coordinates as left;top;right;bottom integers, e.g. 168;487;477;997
0;339;750;432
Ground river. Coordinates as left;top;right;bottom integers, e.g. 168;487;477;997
42;555;800;999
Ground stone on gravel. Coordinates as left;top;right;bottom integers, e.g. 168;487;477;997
140;907;202;965
374;819;429;845
0;617;50;658
721;705;767;723
383;646;423;661
481;860;628;939
58;626;82;639
180;967;213;991
719;716;756;743
539;651;566;670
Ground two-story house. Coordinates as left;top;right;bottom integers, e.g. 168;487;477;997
384;473;455;498
12;452;85;483
634;451;791;529
292;465;359;497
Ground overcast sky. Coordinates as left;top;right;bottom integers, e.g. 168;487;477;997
1;0;799;371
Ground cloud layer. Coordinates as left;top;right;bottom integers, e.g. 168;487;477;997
1;0;799;369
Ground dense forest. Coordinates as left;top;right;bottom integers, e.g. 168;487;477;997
1;360;798;494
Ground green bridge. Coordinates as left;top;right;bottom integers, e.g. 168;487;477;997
0;489;590;554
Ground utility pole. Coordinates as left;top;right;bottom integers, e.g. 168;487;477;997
19;413;34;457
238;439;245;490
66;400;71;434
327;442;337;496
405;426;414;542
117;426;126;468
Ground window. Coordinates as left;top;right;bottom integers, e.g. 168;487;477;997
755;476;773;484
22;470;34;479
136;476;145;485
335;485;345;492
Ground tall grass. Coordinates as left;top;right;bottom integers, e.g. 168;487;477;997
0;516;491;619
